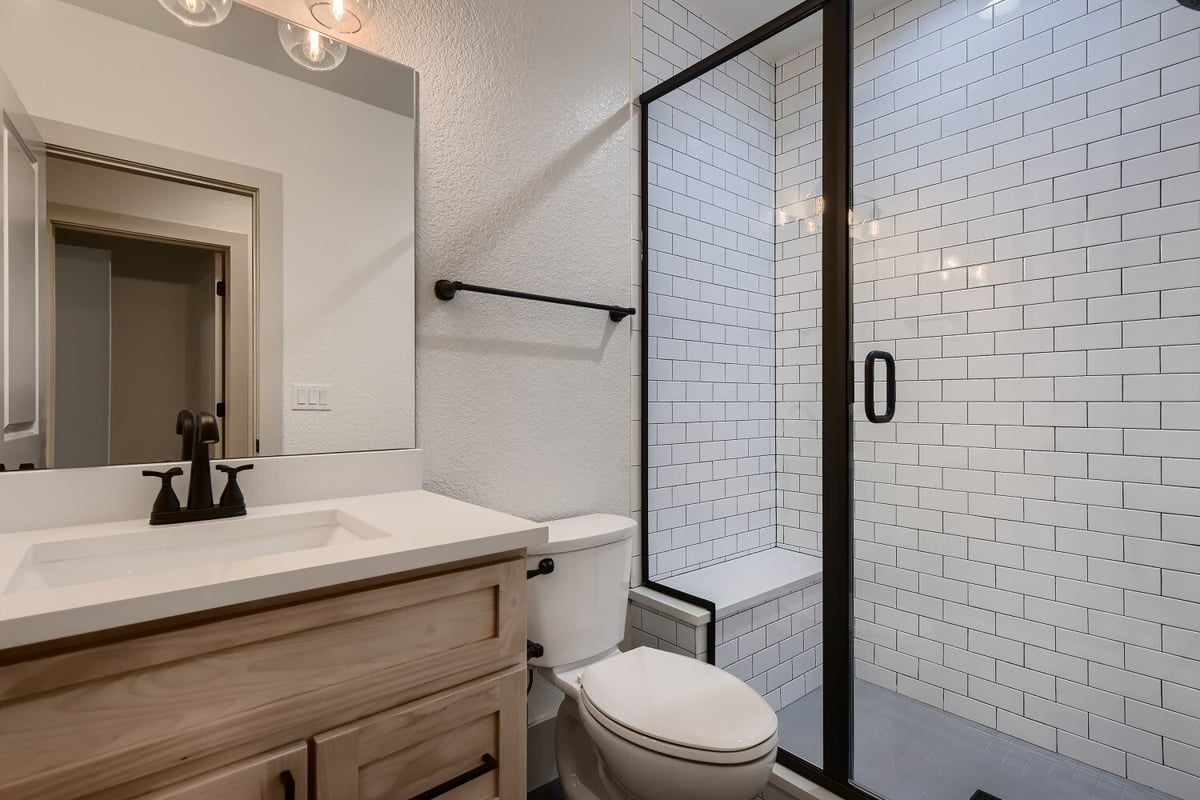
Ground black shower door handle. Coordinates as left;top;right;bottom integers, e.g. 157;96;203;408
864;350;896;424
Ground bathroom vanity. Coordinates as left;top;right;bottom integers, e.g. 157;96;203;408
0;3;539;798
0;460;546;800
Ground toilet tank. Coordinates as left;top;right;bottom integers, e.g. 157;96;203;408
526;514;636;669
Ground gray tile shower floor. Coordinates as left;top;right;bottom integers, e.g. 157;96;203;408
778;680;1177;800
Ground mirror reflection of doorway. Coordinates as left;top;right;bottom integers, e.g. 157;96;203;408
43;153;257;469
52;231;226;468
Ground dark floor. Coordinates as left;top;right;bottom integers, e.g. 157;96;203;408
529;779;564;799
777;680;1177;800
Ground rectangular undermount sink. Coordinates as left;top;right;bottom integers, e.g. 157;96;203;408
3;510;389;595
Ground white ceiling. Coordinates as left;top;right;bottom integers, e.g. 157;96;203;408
684;0;897;64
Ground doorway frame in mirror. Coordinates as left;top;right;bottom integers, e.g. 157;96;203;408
47;203;254;464
36;118;285;459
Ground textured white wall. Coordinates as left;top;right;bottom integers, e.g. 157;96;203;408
242;0;633;520
406;0;632;519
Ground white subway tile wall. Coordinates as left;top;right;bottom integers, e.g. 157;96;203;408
628;583;824;713
716;583;825;711
772;0;1200;796
628;599;708;659
644;0;780;580
776;31;826;559
639;0;1200;798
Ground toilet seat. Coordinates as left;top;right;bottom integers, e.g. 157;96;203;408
579;689;777;766
578;647;778;766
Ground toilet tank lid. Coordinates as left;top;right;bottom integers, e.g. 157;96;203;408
527;514;636;556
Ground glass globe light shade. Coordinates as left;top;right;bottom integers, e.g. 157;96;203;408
158;0;233;27
308;0;374;34
278;20;348;72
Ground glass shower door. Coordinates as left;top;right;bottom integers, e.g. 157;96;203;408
850;1;1200;799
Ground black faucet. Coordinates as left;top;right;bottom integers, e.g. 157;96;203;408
176;410;195;461
143;409;253;525
186;412;220;510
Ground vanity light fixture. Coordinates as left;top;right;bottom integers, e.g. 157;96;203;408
157;0;233;27
308;0;373;34
278;20;347;71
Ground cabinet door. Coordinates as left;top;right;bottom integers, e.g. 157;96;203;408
313;666;526;800
135;743;308;800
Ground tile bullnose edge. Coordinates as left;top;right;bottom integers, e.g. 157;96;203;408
628;584;712;626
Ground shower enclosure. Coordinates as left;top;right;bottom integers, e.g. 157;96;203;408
638;1;1200;798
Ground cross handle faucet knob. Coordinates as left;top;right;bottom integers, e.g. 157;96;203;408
216;463;254;508
143;467;185;515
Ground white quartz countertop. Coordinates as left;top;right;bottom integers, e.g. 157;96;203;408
0;490;547;650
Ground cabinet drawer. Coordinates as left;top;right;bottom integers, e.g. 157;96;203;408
313;666;527;800
134;743;308;800
0;557;525;800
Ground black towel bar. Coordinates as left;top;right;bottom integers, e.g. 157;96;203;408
435;280;636;322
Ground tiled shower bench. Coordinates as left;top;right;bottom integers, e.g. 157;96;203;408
628;549;824;710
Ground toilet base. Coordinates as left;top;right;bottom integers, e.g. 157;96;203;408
556;697;625;800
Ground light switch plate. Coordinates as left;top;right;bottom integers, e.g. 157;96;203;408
292;383;333;411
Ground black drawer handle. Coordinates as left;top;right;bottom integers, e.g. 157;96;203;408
526;557;555;580
279;770;296;800
864;350;896;424
411;754;498;800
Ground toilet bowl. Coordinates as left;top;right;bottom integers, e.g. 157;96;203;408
527;515;778;800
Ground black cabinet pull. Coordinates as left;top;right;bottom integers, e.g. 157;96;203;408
411;754;498;800
526;558;555;580
279;769;296;800
864;350;896;424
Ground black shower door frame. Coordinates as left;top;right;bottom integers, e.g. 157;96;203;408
638;0;870;797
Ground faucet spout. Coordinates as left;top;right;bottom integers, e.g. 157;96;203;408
176;410;195;462
186;412;220;510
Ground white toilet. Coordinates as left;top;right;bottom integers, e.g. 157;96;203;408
527;514;778;800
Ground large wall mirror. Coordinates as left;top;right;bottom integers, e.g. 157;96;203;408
0;0;415;470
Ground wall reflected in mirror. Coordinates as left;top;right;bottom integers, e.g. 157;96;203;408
0;0;416;470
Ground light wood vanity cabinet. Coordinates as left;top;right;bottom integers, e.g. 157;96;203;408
314;665;526;799
0;554;527;800
132;743;309;800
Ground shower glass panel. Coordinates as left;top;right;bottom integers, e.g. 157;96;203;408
641;2;827;770
849;2;1200;799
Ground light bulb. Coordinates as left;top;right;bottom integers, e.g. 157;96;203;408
159;0;232;27
278;20;348;72
306;29;324;62
308;0;373;34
